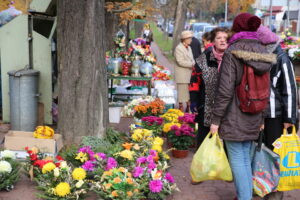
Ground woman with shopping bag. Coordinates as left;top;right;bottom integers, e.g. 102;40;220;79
210;13;277;200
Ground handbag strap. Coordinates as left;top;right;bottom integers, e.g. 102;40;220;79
283;125;297;136
256;131;264;152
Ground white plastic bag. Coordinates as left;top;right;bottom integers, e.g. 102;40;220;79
0;6;22;26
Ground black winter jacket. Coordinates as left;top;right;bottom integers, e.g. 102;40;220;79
265;45;298;124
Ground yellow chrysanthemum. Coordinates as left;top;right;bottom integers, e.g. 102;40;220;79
55;182;71;197
163;123;181;133
151;144;162;153
132;129;153;142
120;150;134;160
104;183;112;190
72;168;86;180
112;190;118;197
113;177;122;183
118;167;126;173
42;162;56;174
126;178;134;184
127;191;133;197
163;152;170;160
75;152;88;163
153;137;164;146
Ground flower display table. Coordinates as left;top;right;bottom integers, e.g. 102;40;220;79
108;75;152;102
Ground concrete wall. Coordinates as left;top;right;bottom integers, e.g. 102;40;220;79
0;14;53;124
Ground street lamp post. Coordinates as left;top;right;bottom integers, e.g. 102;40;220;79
269;0;273;27
225;0;228;23
297;1;300;37
287;0;290;30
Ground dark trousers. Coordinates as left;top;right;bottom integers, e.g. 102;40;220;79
196;107;210;149
263;117;284;150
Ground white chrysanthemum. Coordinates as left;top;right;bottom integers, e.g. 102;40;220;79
53;168;60;177
0;160;12;173
0;150;16;159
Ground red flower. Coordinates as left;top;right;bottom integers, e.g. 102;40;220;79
33;160;53;168
30;154;38;161
55;162;60;167
56;155;64;161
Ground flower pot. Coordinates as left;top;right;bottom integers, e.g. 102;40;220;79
172;149;189;158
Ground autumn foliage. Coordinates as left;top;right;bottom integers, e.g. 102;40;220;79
105;0;157;24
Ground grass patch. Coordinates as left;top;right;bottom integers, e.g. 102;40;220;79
150;22;174;59
129;29;136;40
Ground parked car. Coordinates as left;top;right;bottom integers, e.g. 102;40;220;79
190;22;210;40
218;21;233;29
203;25;217;33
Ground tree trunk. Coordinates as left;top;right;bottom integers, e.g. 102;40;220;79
134;20;145;38
172;0;187;54
57;0;108;144
105;11;118;51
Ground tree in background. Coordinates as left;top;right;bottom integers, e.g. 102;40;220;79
57;0;108;144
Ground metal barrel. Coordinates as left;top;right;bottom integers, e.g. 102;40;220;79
8;69;40;131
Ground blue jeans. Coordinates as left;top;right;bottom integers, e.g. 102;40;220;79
225;140;253;200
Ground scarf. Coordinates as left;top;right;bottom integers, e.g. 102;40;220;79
212;46;224;72
228;31;259;45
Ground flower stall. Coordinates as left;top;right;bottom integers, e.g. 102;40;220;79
280;30;300;75
106;34;176;122
21;113;181;200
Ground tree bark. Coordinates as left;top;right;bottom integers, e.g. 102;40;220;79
134;20;145;38
57;0;108;144
105;11;118;51
172;0;187;54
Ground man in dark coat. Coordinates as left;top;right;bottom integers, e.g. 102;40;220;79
190;37;202;60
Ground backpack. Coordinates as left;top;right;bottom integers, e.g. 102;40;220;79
236;65;270;114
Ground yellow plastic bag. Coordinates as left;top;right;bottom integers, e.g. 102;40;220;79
273;126;300;191
190;132;233;182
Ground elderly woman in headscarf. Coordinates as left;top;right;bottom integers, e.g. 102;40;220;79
174;30;195;112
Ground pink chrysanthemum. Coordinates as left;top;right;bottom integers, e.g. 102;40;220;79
149;180;163;193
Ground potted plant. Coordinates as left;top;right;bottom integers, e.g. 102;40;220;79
141;116;164;136
167;124;196;158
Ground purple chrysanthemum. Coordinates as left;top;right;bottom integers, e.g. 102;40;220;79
149;180;163;193
106;157;117;170
164;172;175;183
82;161;95;171
96;152;106;160
147;162;156;170
133;166;145;178
136;156;147;164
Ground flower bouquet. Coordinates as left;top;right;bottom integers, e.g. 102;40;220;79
141;116;164;136
0;150;21;191
161;109;184;123
25;147;89;200
133;98;165;119
132;151;178;200
168;124;196;158
122;96;155;117
280;29;300;51
92;167;143;200
74;146;119;177
35;164;89;200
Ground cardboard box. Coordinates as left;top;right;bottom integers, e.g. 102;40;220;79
4;131;63;154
